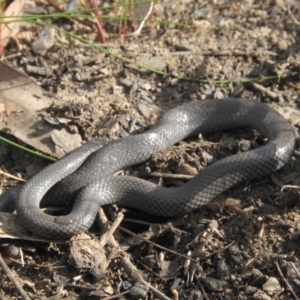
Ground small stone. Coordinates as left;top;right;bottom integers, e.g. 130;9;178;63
137;101;149;117
130;283;148;299
136;54;166;71
189;288;202;299
251;275;268;287
204;86;212;95
77;83;91;94
141;82;151;91
140;95;153;103
31;28;55;56
3;245;20;258
245;285;258;295
262;277;281;295
253;290;272;300
240;140;251;151
278;39;288;51
214;89;224;99
143;255;157;269
200;277;224;292
159;260;181;279
120;78;133;87
112;85;123;95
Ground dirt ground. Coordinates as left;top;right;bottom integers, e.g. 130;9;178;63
1;0;300;299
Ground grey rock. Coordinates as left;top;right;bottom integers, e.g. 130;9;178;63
200;277;224;292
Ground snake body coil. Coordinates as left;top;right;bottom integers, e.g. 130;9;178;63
1;98;295;239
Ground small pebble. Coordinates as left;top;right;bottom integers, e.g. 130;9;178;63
141;82;151;91
137;101;149;117
262;277;281;295
130;283;148;299
200;277;224;292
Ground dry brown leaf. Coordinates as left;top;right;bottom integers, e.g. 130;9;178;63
0;211;50;242
0;60;82;158
0;0;25;53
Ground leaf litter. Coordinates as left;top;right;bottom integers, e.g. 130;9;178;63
0;0;300;299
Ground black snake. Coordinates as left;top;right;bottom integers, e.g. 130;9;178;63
0;98;295;239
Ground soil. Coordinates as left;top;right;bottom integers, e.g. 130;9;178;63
1;0;300;299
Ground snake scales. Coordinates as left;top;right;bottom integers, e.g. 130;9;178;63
0;98;295;239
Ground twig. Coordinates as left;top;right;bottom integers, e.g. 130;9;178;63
100;211;124;246
139;261;167;282
122;218;157;226
291;262;300;279
170;50;278;57
123;218;192;235
90;0;106;43
19;247;24;267
203;240;236;259
127;1;154;37
102;290;130;300
287;7;300;25
198;281;209;300
245;257;255;267
275;260;299;300
252;82;284;102
171;289;179;300
0;254;30;300
281;185;300;192
120;254;172;300
287;83;300;90
258;223;265;239
203;50;278;57
96;208;120;249
138;171;193;180
118;225;197;262
96;207;111;234
0;169;26;182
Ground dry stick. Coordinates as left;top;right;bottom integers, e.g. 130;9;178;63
102;290;130;300
291;262;300;279
0;169;26;182
202;240;236;259
19;247;24;267
91;0;106;43
96;208;120;249
118;226;197;262
100;211;124;247
139;262;167;282
281;185;300;192
3;52;23;60
287;7;300;25
139;171;193;180
127;1;154;37
198;281;209;300
252;82;284;102
275;260;300;300
170;50;278;57
171;289;179;300
0;254;30;300
7;256;64;270
120;255;172;300
202;50;278;57
96;207;111;234
122;218;158;226
287;83;300;90
123;218;192;236
97;213;168;299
